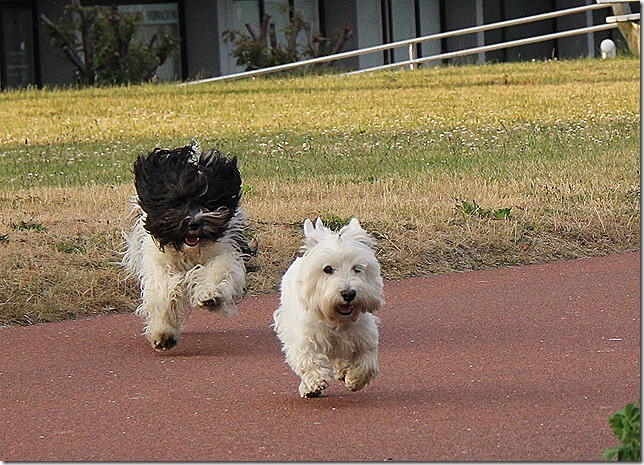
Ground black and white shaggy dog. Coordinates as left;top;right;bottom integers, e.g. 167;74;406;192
122;144;256;351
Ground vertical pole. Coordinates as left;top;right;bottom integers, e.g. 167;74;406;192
585;0;595;57
408;43;416;69
475;0;485;63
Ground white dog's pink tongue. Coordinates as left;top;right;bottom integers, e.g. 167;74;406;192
185;236;200;247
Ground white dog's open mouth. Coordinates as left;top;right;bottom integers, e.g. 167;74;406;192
336;304;354;316
184;234;200;247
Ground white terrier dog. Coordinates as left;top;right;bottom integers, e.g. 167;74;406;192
122;145;256;351
273;217;384;397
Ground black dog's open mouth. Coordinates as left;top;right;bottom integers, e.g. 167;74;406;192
184;234;201;247
336;304;354;316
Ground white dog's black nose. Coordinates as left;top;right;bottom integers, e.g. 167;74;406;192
341;289;356;303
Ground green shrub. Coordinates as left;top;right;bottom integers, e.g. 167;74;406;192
222;9;351;71
603;400;640;461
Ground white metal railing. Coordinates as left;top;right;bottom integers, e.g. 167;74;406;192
348;23;619;75
606;13;641;22
181;2;633;85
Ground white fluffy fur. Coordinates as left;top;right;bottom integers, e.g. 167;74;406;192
273;217;385;397
122;203;247;350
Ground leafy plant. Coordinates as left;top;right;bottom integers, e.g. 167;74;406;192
41;0;177;86
54;240;87;254
603;400;640;461
222;9;351;71
12;220;45;232
456;199;512;220
308;211;351;231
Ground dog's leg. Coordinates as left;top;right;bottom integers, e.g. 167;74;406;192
333;360;350;382
298;360;333;398
124;220;184;351
283;339;334;398
137;269;184;351
343;315;380;392
344;349;379;392
186;254;246;316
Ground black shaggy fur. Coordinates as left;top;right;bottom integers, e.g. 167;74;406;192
133;145;251;254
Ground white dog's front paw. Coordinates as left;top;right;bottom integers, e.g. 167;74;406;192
344;366;378;392
147;329;179;352
299;379;329;398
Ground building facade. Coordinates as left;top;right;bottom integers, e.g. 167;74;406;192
0;0;629;89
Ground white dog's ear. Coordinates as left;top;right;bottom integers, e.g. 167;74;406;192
340;217;361;232
303;218;316;237
339;217;375;248
302;217;328;250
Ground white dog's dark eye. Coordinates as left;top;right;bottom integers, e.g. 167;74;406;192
353;265;364;273
323;265;334;274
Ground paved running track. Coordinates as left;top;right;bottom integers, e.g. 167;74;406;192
1;252;639;461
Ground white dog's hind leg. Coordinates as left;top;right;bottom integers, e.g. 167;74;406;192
186;254;246;317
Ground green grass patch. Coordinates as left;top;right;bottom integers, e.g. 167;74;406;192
11;220;46;232
456;199;513;220
0;58;639;189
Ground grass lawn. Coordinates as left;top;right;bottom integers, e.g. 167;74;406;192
0;57;639;325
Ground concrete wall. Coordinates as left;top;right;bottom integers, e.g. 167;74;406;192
183;0;220;79
504;0;556;61
441;0;478;65
417;0;441;63
556;0;593;59
482;0;505;63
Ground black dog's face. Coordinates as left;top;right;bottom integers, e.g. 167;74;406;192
133;146;242;251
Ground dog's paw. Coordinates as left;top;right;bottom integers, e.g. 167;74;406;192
195;285;237;316
344;367;378;392
344;374;367;392
151;331;178;351
199;296;236;317
299;379;329;398
199;295;223;311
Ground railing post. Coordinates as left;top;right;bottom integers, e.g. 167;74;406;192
408;44;416;70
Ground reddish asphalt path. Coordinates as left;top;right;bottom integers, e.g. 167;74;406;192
1;252;639;461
